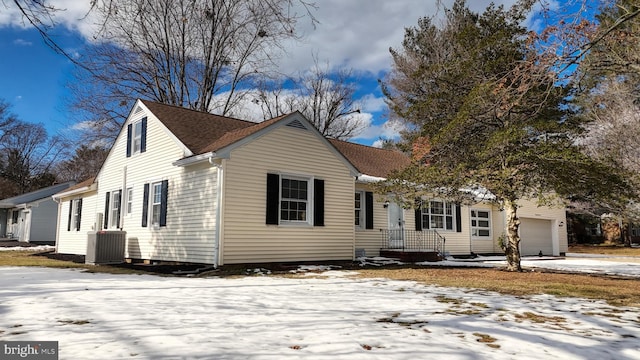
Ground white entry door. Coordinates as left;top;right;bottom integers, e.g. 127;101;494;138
387;202;404;248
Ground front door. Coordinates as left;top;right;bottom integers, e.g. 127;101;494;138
387;202;405;248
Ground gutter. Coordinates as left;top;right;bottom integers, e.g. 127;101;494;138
173;152;217;167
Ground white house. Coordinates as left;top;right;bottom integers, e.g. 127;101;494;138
0;182;75;244
53;100;567;265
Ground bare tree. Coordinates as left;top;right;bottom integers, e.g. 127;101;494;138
65;0;316;142
0;121;64;194
54;144;108;182
255;60;365;140
0;99;19;145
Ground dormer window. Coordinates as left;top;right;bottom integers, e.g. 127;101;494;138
126;117;147;157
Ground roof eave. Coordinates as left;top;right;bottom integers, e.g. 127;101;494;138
172;152;218;167
53;183;98;200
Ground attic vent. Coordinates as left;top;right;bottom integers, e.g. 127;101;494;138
286;119;307;130
134;106;144;114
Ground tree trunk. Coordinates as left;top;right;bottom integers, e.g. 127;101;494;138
504;199;522;272
623;220;632;248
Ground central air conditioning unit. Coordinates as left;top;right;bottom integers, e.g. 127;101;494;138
86;231;126;265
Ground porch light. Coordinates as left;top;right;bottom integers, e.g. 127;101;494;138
383;201;390;208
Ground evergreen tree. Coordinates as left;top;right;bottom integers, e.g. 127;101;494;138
381;0;633;271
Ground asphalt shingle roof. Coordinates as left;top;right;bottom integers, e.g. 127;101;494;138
143;100;410;178
141;100;257;154
329;139;410;178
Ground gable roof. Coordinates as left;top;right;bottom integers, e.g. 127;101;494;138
52;177;97;199
137;100;402;178
141;100;257;154
0;182;75;208
328;139;410;178
199;114;290;154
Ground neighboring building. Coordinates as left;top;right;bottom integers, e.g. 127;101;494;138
53;100;568;265
0;182;75;244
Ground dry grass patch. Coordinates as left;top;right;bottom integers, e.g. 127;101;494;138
0;251;153;275
569;245;640;257
0;250;86;269
473;332;500;348
355;268;640;307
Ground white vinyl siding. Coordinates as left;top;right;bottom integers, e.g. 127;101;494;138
95;104;219;264
221;124;354;265
56;193;98;255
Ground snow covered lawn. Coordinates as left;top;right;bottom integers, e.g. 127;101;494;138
0;267;638;359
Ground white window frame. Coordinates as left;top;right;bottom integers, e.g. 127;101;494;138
110;191;121;229
354;191;364;228
470;208;492;238
126;187;133;216
151;182;163;227
132;120;143;155
422;199;455;231
72;199;81;231
279;175;312;225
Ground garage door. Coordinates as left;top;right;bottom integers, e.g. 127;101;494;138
520;218;553;256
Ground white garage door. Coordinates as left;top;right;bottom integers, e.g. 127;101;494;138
520;218;553;256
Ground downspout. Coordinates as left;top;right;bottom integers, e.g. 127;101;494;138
121;166;127;230
209;157;223;269
52;196;62;254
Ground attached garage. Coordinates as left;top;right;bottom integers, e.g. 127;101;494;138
519;218;554;256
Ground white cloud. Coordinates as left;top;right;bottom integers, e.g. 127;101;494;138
278;0;522;75
359;94;386;113
13;38;32;46
352;117;406;142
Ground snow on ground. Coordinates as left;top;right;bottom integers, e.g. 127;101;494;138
0;267;638;360
0;245;54;252
415;254;640;278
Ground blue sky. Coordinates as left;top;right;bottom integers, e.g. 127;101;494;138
0;27;82;135
0;0;531;147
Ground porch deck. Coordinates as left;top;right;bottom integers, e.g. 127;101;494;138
380;229;446;262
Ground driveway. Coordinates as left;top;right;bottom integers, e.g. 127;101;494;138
439;253;640;278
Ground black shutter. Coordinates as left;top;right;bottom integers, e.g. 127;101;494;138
415;199;423;231
116;190;122;229
455;203;462;232
140;117;147;153
365;191;374;229
67;200;73;231
142;183;149;227
104;192;110;229
314;179;325;227
76;198;83;231
266;173;279;225
126;124;132;157
159;180;168;227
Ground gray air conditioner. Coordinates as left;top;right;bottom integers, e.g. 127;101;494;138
86;231;126;265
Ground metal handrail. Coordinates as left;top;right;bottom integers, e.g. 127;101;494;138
381;229;446;254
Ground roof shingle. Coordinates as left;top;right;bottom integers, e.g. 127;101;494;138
141;100;257;154
140;100;409;178
329;139;410;178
